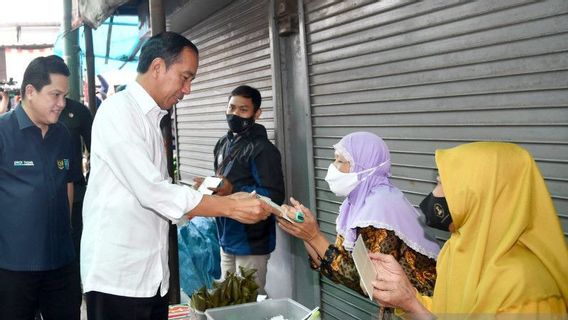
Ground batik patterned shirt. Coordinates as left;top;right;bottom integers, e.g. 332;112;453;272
311;226;437;318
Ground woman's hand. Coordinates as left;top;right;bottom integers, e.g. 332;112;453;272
277;197;331;264
277;197;320;243
370;253;433;319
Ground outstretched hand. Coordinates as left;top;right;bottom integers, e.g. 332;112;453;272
226;192;272;224
370;252;430;317
277;197;320;242
227;191;255;200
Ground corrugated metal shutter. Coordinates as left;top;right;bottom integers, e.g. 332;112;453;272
303;0;568;319
175;0;273;184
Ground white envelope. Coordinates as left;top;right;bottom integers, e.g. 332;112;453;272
352;235;377;300
197;177;222;195
256;194;293;223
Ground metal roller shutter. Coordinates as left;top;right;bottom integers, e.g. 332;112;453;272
175;0;273;185
302;0;568;319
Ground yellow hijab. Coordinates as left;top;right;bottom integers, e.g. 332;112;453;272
432;142;568;313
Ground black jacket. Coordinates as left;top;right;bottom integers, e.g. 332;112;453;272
213;123;285;255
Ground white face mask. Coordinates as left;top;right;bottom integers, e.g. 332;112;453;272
324;160;389;197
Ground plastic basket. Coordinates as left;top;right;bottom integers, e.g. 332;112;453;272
204;298;310;320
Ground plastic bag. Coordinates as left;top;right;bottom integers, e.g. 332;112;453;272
178;217;221;297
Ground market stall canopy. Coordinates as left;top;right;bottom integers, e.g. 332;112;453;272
79;0;132;29
54;15;142;84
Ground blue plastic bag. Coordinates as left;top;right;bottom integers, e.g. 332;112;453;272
178;217;221;296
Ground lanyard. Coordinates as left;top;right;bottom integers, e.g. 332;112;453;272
216;137;240;177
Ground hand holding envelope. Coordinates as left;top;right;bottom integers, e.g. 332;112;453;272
369;252;421;312
276;197;321;242
255;194;293;222
194;176;233;196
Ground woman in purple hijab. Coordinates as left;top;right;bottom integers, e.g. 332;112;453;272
278;132;439;317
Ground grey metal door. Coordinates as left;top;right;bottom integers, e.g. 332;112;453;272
302;0;568;319
175;0;274;184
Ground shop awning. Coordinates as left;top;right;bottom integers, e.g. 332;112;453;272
54;15;143;83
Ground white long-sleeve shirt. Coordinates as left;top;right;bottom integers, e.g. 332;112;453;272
81;81;203;297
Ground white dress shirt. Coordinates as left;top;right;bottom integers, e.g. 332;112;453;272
81;81;203;297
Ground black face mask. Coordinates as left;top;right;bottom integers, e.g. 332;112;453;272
226;114;254;134
419;193;453;231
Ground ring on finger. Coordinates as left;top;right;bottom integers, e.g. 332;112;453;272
294;211;304;223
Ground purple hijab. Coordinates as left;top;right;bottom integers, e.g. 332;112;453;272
334;132;440;259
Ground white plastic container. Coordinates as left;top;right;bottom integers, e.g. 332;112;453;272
204;298;310;320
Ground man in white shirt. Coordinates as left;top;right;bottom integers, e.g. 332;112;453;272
81;32;273;320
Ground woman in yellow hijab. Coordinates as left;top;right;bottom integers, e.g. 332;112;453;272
370;142;568;317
